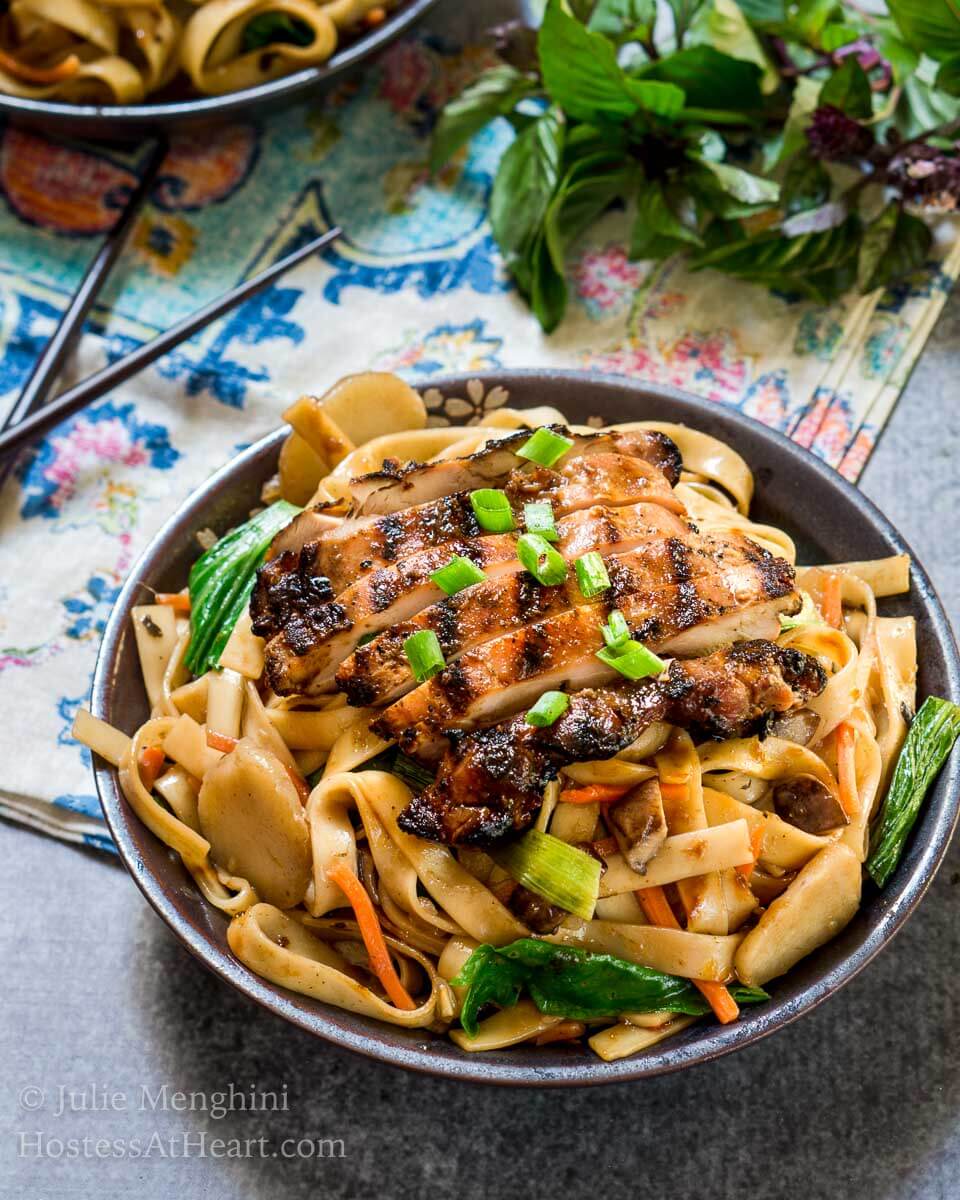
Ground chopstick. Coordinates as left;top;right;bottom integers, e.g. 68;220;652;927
0;225;342;463
0;138;168;442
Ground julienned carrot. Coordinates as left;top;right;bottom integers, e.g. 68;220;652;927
139;746;166;790
821;572;843;629
736;824;765;880
636;885;740;1025
0;48;79;84
836;722;860;817
559;783;632;806
156;592;192;613
325;860;416;1011
285;764;312;805
206;730;238;753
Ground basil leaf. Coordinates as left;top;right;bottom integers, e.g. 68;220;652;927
788;0;843;42
888;0;960;61
821;22;859;51
782;151;831;216
665;0;707;44
538;0;641;123
490;107;564;275
529;231;569;333
895;69;960;139
430;65;539;172
689;155;780;206
734;0;786;24
588;0;656;39
689;215;861;301
545;164;638;270
936;54;960;96
763;76;821;171
857;204;932;292
707;0;779;94
630;180;703;259
635;45;763;110
241;13;313;52
820;58;873;119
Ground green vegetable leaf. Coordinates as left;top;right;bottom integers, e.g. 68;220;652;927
242;13;314;52
788;0;843;42
782;150;831;216
588;0;656;39
896;67;960;140
763;76;821;172
545;163;638;270
631;180;703;259
857;203;932;293
707;0;779;94
888;0;960;61
689;215;861;302
821;22;859;51
636;45;763;110
690;155;780;205
936;54;960;95
867;696;960;888
538;0;641;123
452;939;770;1037
430;65;539;173
529;231;569;333
187;501;301;676
490;107;564;280
820;57;873;119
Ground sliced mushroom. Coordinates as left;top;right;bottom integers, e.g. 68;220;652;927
607;779;668;872
772;775;848;834
197;738;311;909
766;706;820;746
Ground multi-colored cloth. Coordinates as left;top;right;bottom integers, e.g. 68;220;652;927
0;7;956;851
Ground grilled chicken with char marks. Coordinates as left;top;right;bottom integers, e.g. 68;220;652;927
372;536;797;760
258;501;688;697
349;426;681;516
261;441;683;582
398;641;827;845
338;511;790;707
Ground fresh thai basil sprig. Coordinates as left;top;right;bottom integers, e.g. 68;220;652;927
432;0;960;331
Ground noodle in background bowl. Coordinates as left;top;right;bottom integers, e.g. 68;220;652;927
90;371;960;1086
0;0;441;141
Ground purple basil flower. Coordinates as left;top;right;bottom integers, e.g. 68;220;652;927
806;105;874;161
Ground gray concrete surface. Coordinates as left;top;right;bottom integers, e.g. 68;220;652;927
3;200;960;1200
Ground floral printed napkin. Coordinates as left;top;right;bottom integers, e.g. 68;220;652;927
0;4;956;850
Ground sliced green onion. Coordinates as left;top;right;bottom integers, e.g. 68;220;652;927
523;500;559;542
596;639;666;680
364;747;436;793
186;499;301;676
575;551;611;598
469;488;515;532
430;554;487;596
517;426;575;468
779;590;818;631
489;830;601;920
517;533;568;586
867;696;960;887
404;630;445;683
602;609;631;649
525;691;570;728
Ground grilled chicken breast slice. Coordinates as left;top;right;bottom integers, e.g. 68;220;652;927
372;544;797;758
397;641;827;844
258;502;688;697
259;449;683;587
338;518;783;707
347;426;681;516
254;536;519;695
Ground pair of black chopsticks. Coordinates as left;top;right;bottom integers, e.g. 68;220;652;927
0;138;340;480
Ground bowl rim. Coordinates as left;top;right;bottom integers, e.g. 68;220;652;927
91;369;960;1086
0;0;441;134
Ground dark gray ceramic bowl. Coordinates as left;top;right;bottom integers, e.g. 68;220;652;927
91;371;960;1086
0;0;440;141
